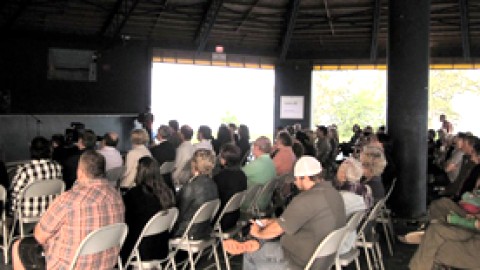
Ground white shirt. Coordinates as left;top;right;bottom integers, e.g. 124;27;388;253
97;146;123;171
339;191;367;255
194;139;213;151
173;140;195;185
120;144;151;188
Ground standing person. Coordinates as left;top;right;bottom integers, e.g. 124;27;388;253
121;156;175;264
212;124;233;155
172;149;219;239
223;156;346;270
237;124;251;165
120;129;152;189
440;114;453;134
12;150;125;270
315;125;332;167
97;132;123;171
213;144;247;230
194;125;214;151
138;107;154;146
9;136;63;215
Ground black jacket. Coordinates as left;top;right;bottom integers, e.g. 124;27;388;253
173;174;219;239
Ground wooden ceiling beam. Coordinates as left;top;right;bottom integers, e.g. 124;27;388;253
459;0;471;60
370;0;381;62
194;0;224;52
279;0;300;61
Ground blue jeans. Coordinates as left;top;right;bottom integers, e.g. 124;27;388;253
242;241;291;270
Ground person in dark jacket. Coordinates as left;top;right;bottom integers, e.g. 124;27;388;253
214;144;247;230
121;156;175;263
172;149;219;239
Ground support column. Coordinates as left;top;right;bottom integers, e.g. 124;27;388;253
274;62;313;133
387;1;430;218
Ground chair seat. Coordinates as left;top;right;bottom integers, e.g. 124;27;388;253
169;237;216;252
338;248;360;266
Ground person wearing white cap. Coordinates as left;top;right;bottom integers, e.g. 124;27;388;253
223;156;346;270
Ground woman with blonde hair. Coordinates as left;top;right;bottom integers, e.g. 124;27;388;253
172;149;219;239
120;129;152;189
360;145;387;203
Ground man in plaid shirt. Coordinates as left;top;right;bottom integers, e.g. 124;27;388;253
9;136;63;216
12;150;125;270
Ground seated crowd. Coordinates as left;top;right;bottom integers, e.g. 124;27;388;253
2;119;478;270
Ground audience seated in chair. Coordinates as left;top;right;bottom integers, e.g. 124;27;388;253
120;129;152;189
194;125;214;151
213;143;247;231
150;125;176;167
12;150;124;270
97;132;123;171
360;145;387;204
172;149;219;239
223;156;346;270
172;125;195;187
168;120;182;149
272;131;296;176
212;124;234;156
242;136;276;188
120;156;175;264
8;136;62;216
62;130;97;190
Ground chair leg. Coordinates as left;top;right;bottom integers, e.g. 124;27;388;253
188;250;195;270
221;239;232;270
211;244;221;270
354;257;360;270
382;222;394;256
387;216;396;244
334;258;341;270
374;242;385;270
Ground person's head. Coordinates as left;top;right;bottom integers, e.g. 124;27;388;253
377;125;386;134
471;138;480;161
197;125;212;141
352;124;360;133
292;140;305;159
50;134;65;149
252;136;272;157
275;131;293;148
103;132;119;147
455;132;467;149
30;136;51;159
238;124;250;141
428;129;436;140
180;125;193;141
463;135;478;155
191;149;216;176
316;125;328;138
168;120;179;132
135;156;176;208
336;157;363;183
293;156;322;190
228;123;237;132
78;130;97;150
216;124;233;143
77;150;106;183
328;126;339;140
219;143;241;167
131;129;149;146
360;145;387;178
156;125;171;141
440;114;446;122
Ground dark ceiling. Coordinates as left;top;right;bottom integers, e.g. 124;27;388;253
1;0;479;64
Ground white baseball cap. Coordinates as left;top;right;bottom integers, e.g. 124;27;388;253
294;156;322;177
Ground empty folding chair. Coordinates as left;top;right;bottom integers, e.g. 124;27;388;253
376;178;397;256
69;222;128;270
124;208;179;270
336;211;366;270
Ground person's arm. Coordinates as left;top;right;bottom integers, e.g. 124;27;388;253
34;194;67;245
249;218;284;240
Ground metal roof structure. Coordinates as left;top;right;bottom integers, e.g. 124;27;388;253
1;0;479;64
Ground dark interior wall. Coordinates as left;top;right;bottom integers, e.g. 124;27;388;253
274;62;313;131
1;36;151;114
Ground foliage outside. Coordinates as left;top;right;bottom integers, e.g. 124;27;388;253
312;70;480;142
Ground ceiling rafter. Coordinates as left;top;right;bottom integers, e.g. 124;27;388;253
323;0;335;35
98;0;141;39
2;0;32;31
459;0;470;60
370;0;381;62
194;0;224;52
148;0;169;39
279;0;300;62
234;0;260;32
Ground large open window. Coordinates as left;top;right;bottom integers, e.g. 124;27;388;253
151;63;275;140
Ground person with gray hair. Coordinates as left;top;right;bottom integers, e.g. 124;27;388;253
242;136;276;188
150;125;175;167
121;129;152;188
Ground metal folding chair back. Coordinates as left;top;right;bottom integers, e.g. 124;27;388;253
69;222;128;270
304;226;348;270
160;161;175;175
336;211;366;270
0;185;8;263
124;208;179;270
106;166;125;189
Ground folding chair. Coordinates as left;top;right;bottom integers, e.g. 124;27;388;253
212;191;246;270
69;222;128;270
10;179;65;242
356;199;386;270
249;178;279;218
168;199;221;270
159;161;175;175
106;166;125;189
124;208;179;270
240;184;263;215
0;186;8;264
304;226;348;270
376;178;397;256
336;211;366;270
